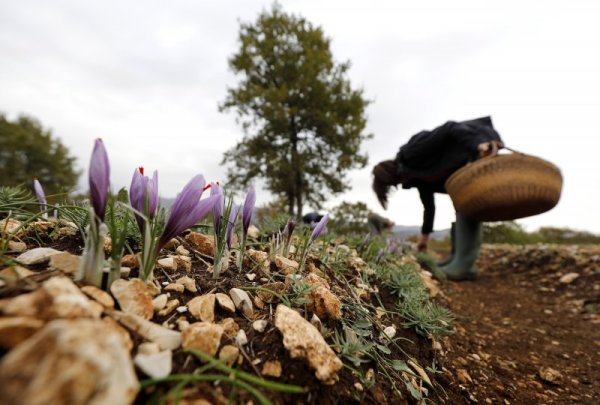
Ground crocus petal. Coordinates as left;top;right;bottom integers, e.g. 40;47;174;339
376;248;385;263
360;233;371;249
160;194;219;249
242;185;256;237
129;167;147;232
33;178;47;206
226;204;240;249
169;175;206;220
147;170;159;218
310;213;329;242
89;139;110;221
158;175;207;245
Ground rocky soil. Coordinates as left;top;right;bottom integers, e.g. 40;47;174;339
437;244;600;404
0;217;598;404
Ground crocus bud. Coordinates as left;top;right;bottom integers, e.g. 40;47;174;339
310;213;329;242
242;185;256;239
89;139;110;222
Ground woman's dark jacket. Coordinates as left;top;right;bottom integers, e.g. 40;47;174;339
394;116;503;234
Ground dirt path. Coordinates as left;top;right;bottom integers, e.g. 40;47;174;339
437;245;599;404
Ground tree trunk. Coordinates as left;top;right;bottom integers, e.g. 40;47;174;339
289;116;302;217
287;192;294;216
295;171;303;218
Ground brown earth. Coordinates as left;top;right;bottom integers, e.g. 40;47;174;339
436;245;600;405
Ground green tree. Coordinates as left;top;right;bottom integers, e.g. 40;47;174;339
0;114;79;198
220;4;371;217
330;201;373;234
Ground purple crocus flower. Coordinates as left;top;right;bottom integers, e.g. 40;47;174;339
359;233;371;250
129;167;159;232
376;248;385;264
89;139;110;221
226;204;240;249
242;185;256;239
282;219;296;238
310;213;329;242
158;175;219;250
33;178;47;208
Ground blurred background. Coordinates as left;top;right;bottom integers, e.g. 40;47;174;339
1;0;599;234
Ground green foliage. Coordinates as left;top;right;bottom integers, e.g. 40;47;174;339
220;4;372;216
415;252;447;281
329;201;373;234
0;114;80;197
483;221;600;245
482;221;535;244
0;186;36;219
535;226;600;244
380;263;453;338
142;348;307;405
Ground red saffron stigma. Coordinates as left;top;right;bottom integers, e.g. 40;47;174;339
203;184;212;191
138;166;144;175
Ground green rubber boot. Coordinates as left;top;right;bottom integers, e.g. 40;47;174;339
437;222;455;267
440;213;482;281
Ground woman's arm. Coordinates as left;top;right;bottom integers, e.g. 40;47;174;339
418;187;435;251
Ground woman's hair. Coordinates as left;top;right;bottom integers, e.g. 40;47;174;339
372;160;402;209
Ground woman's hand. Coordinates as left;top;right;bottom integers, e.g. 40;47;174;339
477;140;503;158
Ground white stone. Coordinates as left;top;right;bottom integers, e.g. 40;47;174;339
164;283;185;293
176;245;190;256
274;255;299;275
181;322;224;356
219;345;240;366
0;218;22;236
176;276;197;292
310;314;322;330
559;272;579;284
15;247;61;265
157;257;177;272
7;240;27;252
158;299;180;317
110;311;181;350
0;319;139;405
246;273;256;281
274;304;342;385
81;285;115;309
0;276;102;320
0;317;44;349
110;279;154;320
252;319;268;333
134;350;172;379
188;294;215;322
247;225;260;239
229;288;253;318
381;326;396;340
152;294;168;311
138;342;160;355
236;329;248;346
215;293;236;314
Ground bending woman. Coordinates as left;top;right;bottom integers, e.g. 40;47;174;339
372;116;503;280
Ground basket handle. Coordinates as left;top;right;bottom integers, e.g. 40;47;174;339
501;145;526;155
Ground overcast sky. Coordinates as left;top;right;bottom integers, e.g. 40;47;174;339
1;0;599;233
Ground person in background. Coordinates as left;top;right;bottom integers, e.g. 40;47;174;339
301;211;324;226
371;116;504;280
367;213;395;235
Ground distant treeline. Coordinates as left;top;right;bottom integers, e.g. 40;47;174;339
483;221;600;245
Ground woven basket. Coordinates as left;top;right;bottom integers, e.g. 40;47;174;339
444;153;563;222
